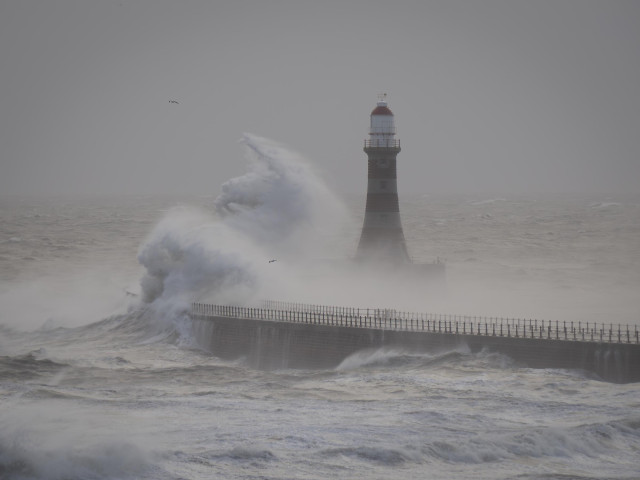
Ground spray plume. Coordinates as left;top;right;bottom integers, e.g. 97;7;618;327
137;134;348;310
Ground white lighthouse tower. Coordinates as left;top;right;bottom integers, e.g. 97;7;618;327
356;96;411;263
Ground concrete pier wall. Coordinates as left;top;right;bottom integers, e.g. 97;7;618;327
190;313;640;383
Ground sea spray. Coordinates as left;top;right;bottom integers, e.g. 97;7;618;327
215;133;347;256
0;267;138;331
137;207;262;306
137;134;348;308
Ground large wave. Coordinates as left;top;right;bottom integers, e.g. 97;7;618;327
137;134;348;310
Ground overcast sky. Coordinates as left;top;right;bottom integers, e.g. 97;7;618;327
1;0;639;196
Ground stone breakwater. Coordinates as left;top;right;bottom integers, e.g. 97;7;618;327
190;302;640;383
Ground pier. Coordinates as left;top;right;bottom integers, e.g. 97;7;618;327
190;301;640;383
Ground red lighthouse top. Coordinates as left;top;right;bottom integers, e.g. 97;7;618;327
371;103;393;116
367;96;398;147
371;93;393;116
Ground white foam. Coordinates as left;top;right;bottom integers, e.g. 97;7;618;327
336;348;409;371
470;198;507;206
0;401;158;479
589;201;621;209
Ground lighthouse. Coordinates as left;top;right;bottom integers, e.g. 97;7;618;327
356;96;411;263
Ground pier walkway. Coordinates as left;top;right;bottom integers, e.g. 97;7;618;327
190;300;640;382
191;300;639;345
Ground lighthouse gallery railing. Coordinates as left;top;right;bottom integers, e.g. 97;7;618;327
364;139;400;148
191;300;639;345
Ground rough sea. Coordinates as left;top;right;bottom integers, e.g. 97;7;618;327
1;135;639;479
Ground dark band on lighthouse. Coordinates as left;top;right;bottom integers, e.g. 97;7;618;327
356;99;410;262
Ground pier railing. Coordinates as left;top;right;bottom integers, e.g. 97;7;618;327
190;300;639;345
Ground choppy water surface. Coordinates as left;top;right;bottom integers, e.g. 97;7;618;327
1;311;639;480
1;141;639;479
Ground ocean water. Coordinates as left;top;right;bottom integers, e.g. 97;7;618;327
1;136;640;479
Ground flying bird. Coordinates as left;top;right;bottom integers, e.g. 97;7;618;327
169;100;179;104
268;259;277;263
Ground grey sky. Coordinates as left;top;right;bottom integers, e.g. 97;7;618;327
1;0;639;196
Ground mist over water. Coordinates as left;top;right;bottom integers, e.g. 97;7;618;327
414;194;640;325
1;135;639;479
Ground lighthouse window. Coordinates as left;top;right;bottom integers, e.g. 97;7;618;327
380;181;387;189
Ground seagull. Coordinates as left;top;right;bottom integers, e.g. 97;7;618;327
169;100;179;104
